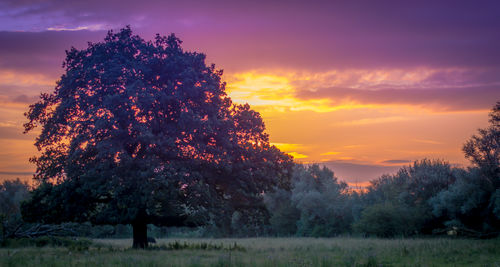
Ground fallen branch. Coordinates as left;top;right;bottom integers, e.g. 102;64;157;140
6;223;77;239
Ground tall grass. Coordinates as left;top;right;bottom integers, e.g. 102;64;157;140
1;237;499;266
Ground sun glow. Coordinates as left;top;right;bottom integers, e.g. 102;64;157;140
223;69;489;175
224;68;472;115
225;71;373;113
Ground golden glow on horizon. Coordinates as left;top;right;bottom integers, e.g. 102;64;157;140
0;67;492;183
270;143;309;159
224;68;486;115
288;152;309;159
225;68;491;172
226;71;379;113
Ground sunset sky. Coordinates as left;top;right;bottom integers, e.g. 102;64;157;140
1;0;499;185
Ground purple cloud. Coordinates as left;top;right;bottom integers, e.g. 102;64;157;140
0;0;499;71
0;30;105;76
320;160;402;183
0;0;499;112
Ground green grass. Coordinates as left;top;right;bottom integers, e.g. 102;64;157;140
1;237;499;266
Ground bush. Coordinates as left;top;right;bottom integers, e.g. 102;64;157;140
1;236;92;250
0;179;30;241
146;241;245;251
265;164;353;237
353;202;420;237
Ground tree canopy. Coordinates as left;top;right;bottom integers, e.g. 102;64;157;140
463;101;500;180
22;27;292;248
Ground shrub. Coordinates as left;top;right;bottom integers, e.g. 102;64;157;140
353;202;419;237
1;236;92;250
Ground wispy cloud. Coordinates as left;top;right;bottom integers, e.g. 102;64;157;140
227;69;500;114
319;160;403;182
270;143;302;151
337;116;408;126
47;24;107;31
271;143;308;159
343;145;364;149
0;70;54;87
320;151;341;156
412;139;444;145
288;152;308;159
0;171;33;176
380;159;411;165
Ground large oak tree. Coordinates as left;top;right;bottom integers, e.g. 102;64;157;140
22;27;292;248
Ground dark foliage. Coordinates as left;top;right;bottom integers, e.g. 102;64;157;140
265;164;354;237
22;27;293;248
1;236;92;251
263;102;499;238
353;202;418;237
145;240;245;251
0;179;30;241
431;102;500;233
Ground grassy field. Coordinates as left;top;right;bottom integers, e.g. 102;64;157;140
1;237;499;266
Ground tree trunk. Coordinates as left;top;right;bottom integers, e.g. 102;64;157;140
132;221;148;249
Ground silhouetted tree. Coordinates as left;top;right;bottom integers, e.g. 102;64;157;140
430;102;500;233
22;27;292;248
463;101;500;181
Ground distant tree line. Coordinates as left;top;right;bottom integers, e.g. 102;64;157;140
264;102;500;238
2;102;498;241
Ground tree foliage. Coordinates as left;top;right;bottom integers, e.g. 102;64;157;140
22;27;292;248
430;102;500;232
360;159;456;236
265;164;354;237
353;202;417;238
0;179;30;241
463;101;500;180
429;168;491;230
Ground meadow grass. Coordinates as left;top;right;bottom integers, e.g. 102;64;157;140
1;237;499;266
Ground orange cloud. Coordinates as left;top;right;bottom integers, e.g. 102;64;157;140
225;71;379;113
225;68;499;114
223;68;491;181
0;70;55;87
320;151;341;156
288;152;308;159
270;143;308;159
412;139;444;145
